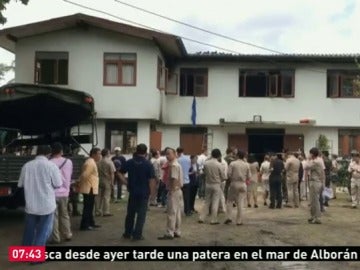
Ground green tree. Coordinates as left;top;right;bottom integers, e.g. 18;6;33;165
0;0;29;24
0;60;14;81
317;134;330;152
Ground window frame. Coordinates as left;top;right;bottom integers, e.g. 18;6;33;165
268;74;278;97
157;57;168;90
103;53;137;86
280;71;295;97
327;70;360;98
179;68;208;97
34;51;69;85
327;73;340;98
165;72;178;95
239;69;295;98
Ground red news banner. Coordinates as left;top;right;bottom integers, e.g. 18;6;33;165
9;246;46;262
8;246;360;262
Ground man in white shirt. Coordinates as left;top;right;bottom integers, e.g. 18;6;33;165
259;155;271;206
18;145;62;246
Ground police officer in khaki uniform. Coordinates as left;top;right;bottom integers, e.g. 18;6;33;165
198;149;226;225
224;150;250;225
158;148;184;240
284;152;301;208
304;147;324;224
95;149;116;217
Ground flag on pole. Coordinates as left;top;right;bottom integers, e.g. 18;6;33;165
191;96;196;126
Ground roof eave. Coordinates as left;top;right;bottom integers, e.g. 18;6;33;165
0;35;15;52
0;13;186;57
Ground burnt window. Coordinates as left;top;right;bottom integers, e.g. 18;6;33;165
327;70;360;98
35;52;68;85
180;68;208;97
157;57;167;90
239;70;294;97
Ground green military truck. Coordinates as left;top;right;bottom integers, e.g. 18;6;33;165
0;83;97;209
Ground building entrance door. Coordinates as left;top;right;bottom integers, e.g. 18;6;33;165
247;128;284;162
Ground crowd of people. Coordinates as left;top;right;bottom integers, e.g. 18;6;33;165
18;142;360;247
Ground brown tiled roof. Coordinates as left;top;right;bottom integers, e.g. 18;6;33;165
186;52;360;63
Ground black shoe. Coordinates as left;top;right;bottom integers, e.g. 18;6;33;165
224;219;232;225
324;202;329;207
254;204;258;208
264;202;268;206
269;205;275;209
132;236;145;241
276;205;282;209
247;204;251;208
198;220;204;224
122;233;131;239
174;234;181;238
80;226;96;231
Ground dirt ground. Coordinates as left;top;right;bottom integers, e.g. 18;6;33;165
1;189;360;270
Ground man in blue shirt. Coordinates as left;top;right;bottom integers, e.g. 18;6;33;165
176;147;191;216
121;144;155;240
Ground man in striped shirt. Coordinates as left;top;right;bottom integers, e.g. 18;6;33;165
18;145;62;246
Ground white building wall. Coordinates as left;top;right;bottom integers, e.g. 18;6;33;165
303;128;338;155
165;62;360;127
137;121;150;147
14;27;163;121
158;126;180;150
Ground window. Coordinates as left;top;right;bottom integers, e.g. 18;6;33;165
35;52;68;85
327;70;360;98
105;121;137;154
180;68;208;97
157;57;167;90
165;72;178;95
239;70;294;97
103;53;136;86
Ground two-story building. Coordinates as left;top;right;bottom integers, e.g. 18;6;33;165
0;13;359;157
